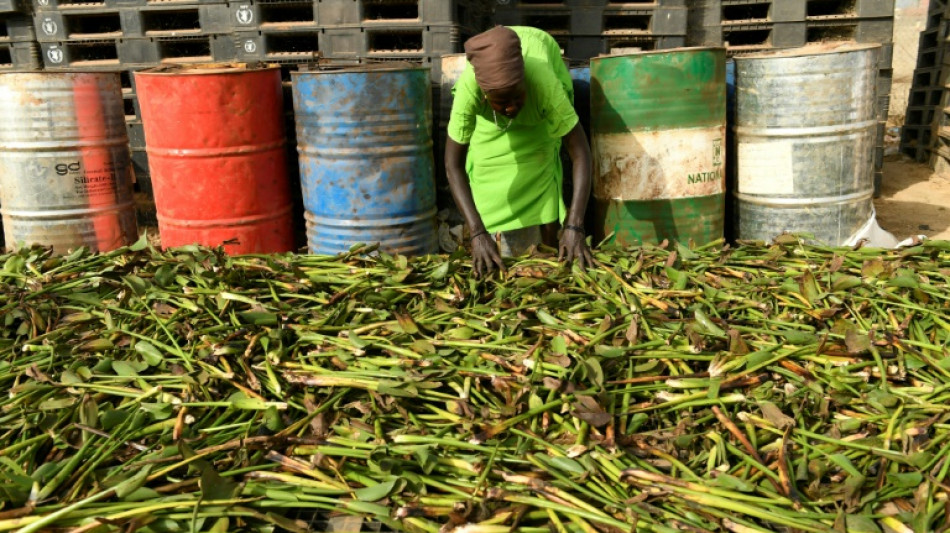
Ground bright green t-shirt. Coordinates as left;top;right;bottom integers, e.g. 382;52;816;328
447;26;579;233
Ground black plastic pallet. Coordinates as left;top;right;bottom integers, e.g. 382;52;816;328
492;5;571;35
505;0;688;6
574;5;688;35
722;21;806;49
805;18;894;44
805;0;895;20
218;27;320;61
229;0;318;31
0;0;28;14
0;40;40;69
34;5;231;42
34;0;225;10
907;87;943;112
564;33;685;58
317;0;493;31
40;35;233;68
496;3;687;36
127;119;145;149
0;13;32;42
900;125;933;162
319;24;464;59
720;0;806;24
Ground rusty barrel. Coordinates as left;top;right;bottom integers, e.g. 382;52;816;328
134;64;294;254
733;44;879;244
291;64;438;256
0;72;137;253
591;47;727;247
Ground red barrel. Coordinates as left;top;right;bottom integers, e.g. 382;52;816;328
134;64;294;254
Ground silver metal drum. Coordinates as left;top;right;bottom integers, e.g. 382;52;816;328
733;43;880;244
0;71;136;253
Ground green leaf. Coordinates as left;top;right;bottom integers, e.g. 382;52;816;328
39;397;76;411
411;339;436;355
550;335;568;355
711;474;755;492
394;312;419;335
832;275;863;292
134;341;164;366
841;514;881;533
547;456;586;475
780;330;817;345
886;472;923;488
800;270;821;304
80;338;114;353
378;381;418;398
354;478;400;502
694;308;725;336
845;329;871;355
200;463;241;501
128;234;149;252
758;401;794;428
140;403;174;421
888;275;919;289
123;274;149;296
114;465;153;499
444;327;474;340
238;311;279;326
536;309;559;326
430;262;450;280
583;358;604;388
111;360;139;377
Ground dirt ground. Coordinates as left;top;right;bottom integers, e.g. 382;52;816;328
875;156;950;242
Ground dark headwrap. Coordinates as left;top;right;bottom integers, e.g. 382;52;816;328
464;26;525;91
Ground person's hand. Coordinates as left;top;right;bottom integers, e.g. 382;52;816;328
471;232;505;278
559;226;593;270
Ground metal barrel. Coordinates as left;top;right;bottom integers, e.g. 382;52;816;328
292;64;438;256
591;47;727;247
733;44;879;245
0;72;137;253
134;64;294;254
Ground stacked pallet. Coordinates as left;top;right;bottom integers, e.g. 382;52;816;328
494;0;689;58
0;0;39;71
901;0;950;174
688;0;895;194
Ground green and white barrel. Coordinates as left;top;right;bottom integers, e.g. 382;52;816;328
590;47;726;247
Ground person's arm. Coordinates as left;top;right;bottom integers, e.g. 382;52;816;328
445;137;505;277
560;123;594;269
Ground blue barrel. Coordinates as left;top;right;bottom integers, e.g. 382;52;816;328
291;65;438;256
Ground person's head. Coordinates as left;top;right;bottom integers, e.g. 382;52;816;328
465;26;526;119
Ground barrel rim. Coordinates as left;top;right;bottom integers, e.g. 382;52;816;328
590;46;726;64
734;42;881;61
136;62;282;76
292;62;430;76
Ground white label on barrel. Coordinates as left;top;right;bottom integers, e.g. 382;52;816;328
737;141;794;195
593;126;725;201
